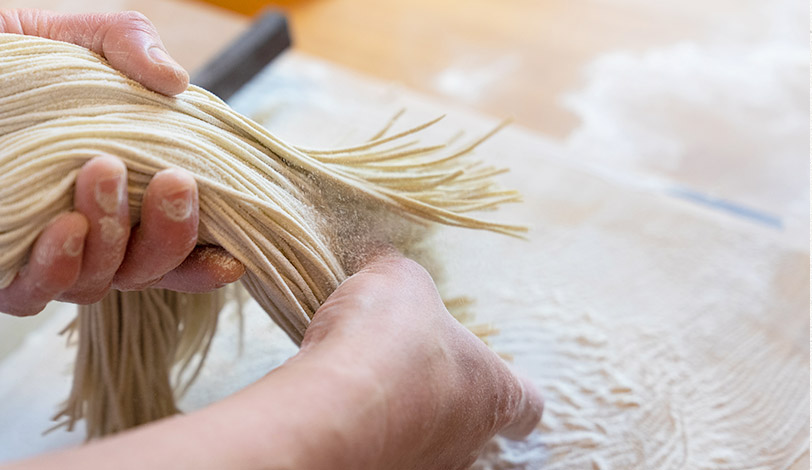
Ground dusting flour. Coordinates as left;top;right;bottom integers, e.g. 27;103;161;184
1;78;806;468
0;0;807;465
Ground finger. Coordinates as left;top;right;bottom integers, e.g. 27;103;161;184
113;168;198;291
0;213;88;316
0;9;188;95
58;156;131;304
152;246;245;293
499;375;544;440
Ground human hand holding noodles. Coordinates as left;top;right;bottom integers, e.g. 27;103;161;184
5;255;543;470
0;10;244;316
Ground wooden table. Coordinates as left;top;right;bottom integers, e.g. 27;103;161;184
0;0;748;138
0;1;806;468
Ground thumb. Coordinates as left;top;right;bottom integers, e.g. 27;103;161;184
0;9;189;95
299;253;435;351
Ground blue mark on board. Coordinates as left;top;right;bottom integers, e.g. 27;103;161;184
668;187;783;229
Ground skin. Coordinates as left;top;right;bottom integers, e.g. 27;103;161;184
0;10;543;469
0;9;245;316
3;255;543;470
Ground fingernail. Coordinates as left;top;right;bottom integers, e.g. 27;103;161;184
148;45;176;66
94;173;125;215
148;46;187;78
160;187;194;221
62;234;84;257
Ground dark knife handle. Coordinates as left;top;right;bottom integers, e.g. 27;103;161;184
192;10;292;101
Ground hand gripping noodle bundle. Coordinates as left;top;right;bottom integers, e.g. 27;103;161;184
0;34;524;438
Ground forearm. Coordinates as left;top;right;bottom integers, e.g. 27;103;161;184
3;354;388;470
3;256;542;470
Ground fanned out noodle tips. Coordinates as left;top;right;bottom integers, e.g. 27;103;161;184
0;34;525;438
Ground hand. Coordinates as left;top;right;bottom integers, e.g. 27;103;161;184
0;10;244;316
269;254;545;469
4;255;543;470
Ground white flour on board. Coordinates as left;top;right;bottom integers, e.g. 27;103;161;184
0;1;807;466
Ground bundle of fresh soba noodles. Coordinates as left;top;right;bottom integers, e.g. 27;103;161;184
0;33;524;439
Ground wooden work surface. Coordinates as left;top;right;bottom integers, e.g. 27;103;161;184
1;0;683;136
0;0;807;468
0;48;808;468
0;0;772;137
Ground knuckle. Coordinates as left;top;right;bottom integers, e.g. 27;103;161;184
345;257;443;314
397;257;434;284
0;11;10;34
386;257;442;303
375;256;435;288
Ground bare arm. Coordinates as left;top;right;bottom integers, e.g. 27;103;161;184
3;255;542;470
